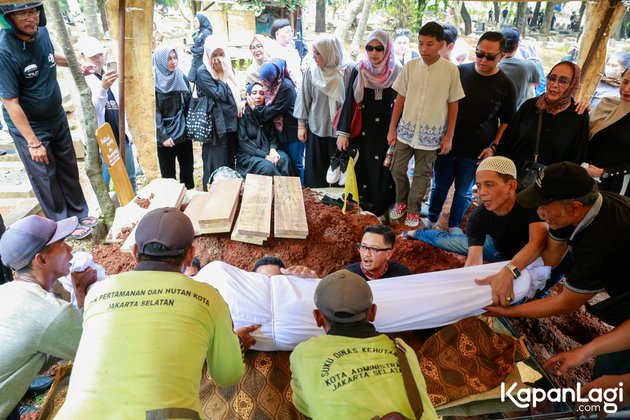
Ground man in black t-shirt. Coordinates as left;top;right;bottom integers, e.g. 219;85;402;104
489;161;630;379
425;31;517;233
0;3;94;238
347;225;410;281
404;157;547;307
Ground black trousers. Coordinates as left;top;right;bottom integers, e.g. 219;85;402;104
201;132;236;191
10;115;88;221
304;132;337;188
157;139;195;190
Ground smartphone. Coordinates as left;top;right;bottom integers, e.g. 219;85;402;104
107;61;117;72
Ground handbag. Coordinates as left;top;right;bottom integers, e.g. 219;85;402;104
186;87;215;143
517;111;545;190
333;101;363;139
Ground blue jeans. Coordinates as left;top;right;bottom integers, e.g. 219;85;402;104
429;153;479;228
101;142;137;194
414;229;505;262
280;139;305;184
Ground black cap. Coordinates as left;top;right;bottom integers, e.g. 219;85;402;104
135;207;194;257
517;162;597;208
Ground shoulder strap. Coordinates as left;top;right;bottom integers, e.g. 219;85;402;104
393;337;424;419
533;111;543;163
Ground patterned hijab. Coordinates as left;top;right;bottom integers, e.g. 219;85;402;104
202;36;241;106
536;61;581;115
310;34;347;120
353;30;401;103
152;46;189;94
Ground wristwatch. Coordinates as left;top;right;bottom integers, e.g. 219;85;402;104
504;263;521;279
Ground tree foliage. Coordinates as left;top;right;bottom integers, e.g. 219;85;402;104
374;0;420;32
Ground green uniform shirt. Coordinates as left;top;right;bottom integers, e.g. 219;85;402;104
57;270;244;418
290;333;437;419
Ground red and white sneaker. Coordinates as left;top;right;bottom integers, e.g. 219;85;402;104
389;203;407;220
405;213;420;227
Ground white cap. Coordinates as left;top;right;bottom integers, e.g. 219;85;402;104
78;36;105;57
476;156;517;179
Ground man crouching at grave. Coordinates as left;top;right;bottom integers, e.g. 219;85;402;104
290;270;438;419
57;207;249;418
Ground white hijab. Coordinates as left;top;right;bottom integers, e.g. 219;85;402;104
202;36;241;106
310;34;347;120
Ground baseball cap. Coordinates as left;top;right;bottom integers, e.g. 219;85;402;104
476;156;517;179
135;207;194;257
314;270;373;323
502;27;520;49
517;161;597;208
0;215;78;271
78;36;105;58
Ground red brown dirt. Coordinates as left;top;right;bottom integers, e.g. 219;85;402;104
93;189;603;388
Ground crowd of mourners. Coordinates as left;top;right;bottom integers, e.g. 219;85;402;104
1;1;630;418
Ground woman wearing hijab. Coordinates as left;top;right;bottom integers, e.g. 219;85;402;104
188;13;213;84
245;34;276;85
293;34;354;188
496;61;589;175
196;36;241;190
585;68;630;196
251;59;302;181
237;82;292;176
336;30;401;216
153;46;194;189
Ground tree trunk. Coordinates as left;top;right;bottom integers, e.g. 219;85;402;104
515;2;527;35
493;2;500;23
575;1;586;33
460;2;472;35
333;0;364;40
350;0;373;58
315;0;326;32
532;2;541;27
98;0;109;34
542;2;556;36
46;0;116;227
82;0;101;39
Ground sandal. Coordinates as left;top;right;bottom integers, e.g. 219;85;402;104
70;225;92;240
80;216;99;228
400;230;419;241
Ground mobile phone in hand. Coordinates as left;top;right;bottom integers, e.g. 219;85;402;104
107;61;117;72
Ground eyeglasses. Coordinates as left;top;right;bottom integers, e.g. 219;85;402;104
11;9;40;21
546;75;572;86
278;27;294;35
365;45;385;52
356;243;392;254
475;50;501;61
249;44;263;51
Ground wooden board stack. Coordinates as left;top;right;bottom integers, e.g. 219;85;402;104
120;178;186;253
273;176;309;239
231;174;273;245
185;179;243;235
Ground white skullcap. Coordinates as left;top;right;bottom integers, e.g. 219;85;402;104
476;156;517;179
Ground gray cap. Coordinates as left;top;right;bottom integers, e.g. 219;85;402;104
0;215;78;271
135;207;194;257
314;270;373;323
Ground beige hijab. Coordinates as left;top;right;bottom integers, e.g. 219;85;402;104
589;96;630;139
202;36;241;106
245;34;277;84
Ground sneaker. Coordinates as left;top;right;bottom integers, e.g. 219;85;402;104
339;149;359;186
405;213;420;227
448;227;464;235
326;151;342;184
389;203;407;220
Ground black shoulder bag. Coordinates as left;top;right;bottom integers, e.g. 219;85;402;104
517;111;546;190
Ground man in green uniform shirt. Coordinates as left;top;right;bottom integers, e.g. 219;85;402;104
290;270;437;419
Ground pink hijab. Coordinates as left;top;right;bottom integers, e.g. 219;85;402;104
352;30;402;103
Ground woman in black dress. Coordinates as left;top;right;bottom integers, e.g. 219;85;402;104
187;13;212;85
336;30;401;217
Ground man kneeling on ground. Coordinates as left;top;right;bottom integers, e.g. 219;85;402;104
0;215;96;419
290;269;437;419
57;207;250;418
401;156;547;306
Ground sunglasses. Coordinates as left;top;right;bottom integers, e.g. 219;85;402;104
475;50;501;61
546;75;572;86
365;45;385;52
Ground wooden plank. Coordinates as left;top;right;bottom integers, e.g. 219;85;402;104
273;176;308;239
198;179;243;232
96;123;135;206
231;212;265;245
183;193;210;236
120;178;186;253
236;174;273;238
